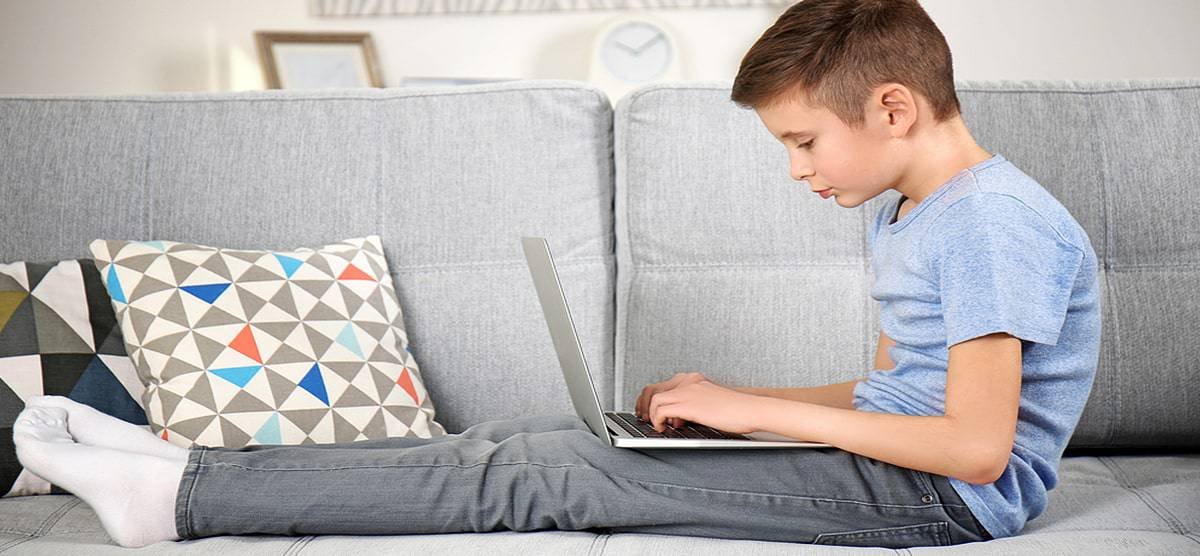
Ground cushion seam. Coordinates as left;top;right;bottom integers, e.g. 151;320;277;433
0;84;610;105
625;262;1200;271
284;535;316;555
1090;89;1119;448
34;497;81;537
587;531;610;556
612;81;1200;97
957;85;1200;94
394;256;610;273
0;535;36;553
631;262;866;270
1099;456;1191;536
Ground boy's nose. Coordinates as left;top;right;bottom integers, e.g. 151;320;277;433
788;153;813;181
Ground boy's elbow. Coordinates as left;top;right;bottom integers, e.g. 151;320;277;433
960;445;1010;485
966;460;1006;485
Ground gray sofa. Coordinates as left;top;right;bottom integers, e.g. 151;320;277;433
1;79;1198;554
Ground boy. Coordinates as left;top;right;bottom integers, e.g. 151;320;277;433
13;0;1098;548
699;0;1098;541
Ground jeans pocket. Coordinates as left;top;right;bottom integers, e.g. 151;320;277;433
812;521;952;548
907;468;938;501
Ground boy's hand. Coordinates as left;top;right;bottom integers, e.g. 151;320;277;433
635;371;714;427
643;379;765;435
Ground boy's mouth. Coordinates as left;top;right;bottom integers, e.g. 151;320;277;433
815;188;833;198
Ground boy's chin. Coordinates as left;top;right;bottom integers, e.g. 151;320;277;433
826;192;858;207
831;191;884;208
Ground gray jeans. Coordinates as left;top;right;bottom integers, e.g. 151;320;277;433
174;414;994;548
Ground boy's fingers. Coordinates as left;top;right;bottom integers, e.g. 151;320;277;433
637;389;654;418
638;380;671;419
636;387;652;418
637;373;694;419
637;392;653;419
649;397;682;431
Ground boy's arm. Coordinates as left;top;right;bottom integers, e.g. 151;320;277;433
752;332;1021;485
734;330;896;410
735;380;862;410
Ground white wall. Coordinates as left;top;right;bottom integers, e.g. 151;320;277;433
1;0;1197;98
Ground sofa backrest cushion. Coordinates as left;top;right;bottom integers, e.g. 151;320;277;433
614;80;1200;449
0;81;616;434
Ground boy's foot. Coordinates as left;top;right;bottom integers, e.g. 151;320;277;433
26;395;188;462
13;405;184;548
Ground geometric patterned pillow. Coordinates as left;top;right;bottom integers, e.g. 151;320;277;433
87;235;447;449
1;258;148;497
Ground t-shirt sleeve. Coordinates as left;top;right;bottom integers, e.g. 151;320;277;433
926;194;1084;348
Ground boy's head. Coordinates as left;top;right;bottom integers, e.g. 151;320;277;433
732;0;974;207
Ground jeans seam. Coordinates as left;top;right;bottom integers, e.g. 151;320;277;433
617;473;970;510
197;459;968;510
179;447;206;539
913;470;938;501
814;520;949;542
196;460;584;472
918;471;992;540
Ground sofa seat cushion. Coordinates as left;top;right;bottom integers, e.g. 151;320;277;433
0;494;601;554
1;455;1195;553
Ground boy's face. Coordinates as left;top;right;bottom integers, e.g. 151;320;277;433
754;92;902;208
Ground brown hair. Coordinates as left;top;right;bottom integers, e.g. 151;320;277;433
731;0;960;127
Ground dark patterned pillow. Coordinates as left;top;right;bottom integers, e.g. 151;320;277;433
0;259;147;497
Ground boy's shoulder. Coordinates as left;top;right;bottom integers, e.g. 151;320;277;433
923;156;1091;255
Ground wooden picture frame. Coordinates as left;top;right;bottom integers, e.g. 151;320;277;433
254;31;383;89
310;0;794;16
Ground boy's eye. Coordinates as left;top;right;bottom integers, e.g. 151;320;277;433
796;139;814;150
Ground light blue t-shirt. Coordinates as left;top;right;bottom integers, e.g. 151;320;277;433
852;154;1101;539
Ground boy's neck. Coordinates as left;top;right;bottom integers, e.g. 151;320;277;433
893;116;993;205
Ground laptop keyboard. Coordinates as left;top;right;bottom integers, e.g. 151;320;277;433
608;412;750;441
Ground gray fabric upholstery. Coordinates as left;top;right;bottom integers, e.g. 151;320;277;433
2;79;1197;552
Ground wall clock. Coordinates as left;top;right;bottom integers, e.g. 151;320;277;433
589;15;685;103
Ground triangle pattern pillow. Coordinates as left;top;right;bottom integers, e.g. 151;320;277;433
87;235;447;448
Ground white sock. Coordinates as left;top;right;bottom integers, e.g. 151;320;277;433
26;395;188;462
13;405;184;548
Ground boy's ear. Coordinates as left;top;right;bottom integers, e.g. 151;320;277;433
872;83;917;139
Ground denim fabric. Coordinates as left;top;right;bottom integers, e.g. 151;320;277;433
176;414;992;549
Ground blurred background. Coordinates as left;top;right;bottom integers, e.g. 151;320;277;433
1;0;1198;104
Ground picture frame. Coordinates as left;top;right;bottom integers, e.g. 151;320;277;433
254;31;383;89
309;0;793;17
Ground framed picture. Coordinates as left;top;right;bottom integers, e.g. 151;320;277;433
254;31;383;89
310;0;793;16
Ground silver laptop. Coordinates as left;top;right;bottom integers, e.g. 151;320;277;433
521;237;832;449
